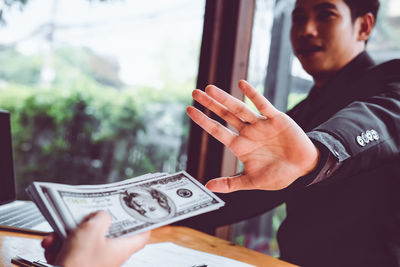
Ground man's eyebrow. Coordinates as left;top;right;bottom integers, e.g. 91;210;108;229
292;7;305;15
292;2;338;15
314;2;338;11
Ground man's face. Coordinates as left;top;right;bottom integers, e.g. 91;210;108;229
290;0;364;81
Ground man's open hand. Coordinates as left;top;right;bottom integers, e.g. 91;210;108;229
187;80;319;193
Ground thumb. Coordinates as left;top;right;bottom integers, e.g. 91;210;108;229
78;210;112;236
205;175;253;193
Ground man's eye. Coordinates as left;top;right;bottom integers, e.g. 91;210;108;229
292;14;307;23
317;11;336;21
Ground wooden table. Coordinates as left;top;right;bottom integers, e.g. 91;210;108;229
0;226;298;267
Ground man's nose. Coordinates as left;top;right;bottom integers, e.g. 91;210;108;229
299;19;318;38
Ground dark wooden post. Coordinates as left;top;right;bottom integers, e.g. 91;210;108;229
186;0;255;185
185;0;255;240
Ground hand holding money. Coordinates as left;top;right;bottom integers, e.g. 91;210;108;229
42;211;150;267
187;80;320;193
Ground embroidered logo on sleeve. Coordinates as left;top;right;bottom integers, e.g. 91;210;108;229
356;129;379;147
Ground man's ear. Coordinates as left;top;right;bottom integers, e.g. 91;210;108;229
356;12;375;42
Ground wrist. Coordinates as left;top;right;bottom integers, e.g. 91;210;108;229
306;144;320;174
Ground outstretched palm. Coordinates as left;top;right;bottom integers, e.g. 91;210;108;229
187;80;319;193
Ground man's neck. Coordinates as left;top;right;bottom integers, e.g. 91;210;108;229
313;73;335;88
312;49;366;88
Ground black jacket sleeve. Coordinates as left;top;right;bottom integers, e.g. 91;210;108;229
175;189;286;233
307;60;400;185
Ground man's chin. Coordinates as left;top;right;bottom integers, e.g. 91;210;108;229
301;65;324;76
298;52;326;70
297;58;328;75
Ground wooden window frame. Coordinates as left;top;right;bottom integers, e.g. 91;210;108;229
186;0;255;183
185;0;255;239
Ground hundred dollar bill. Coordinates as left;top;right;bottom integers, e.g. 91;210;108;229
26;172;169;237
27;171;224;238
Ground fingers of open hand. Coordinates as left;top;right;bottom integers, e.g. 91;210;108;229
238;80;279;118
192;89;244;129
205;85;262;124
186;106;236;147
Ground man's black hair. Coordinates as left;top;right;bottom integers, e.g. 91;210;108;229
343;0;380;22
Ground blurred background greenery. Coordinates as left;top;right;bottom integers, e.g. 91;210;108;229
0;45;193;199
0;0;203;199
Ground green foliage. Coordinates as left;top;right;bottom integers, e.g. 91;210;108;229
0;49;43;85
54;47;123;88
0;84;146;197
0;46;194;199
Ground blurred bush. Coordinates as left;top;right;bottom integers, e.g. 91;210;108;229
1;84;192;198
0;84;147;196
0;45;193;199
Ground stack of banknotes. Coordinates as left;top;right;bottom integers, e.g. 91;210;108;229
26;171;225;238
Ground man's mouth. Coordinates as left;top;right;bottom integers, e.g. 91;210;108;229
297;45;324;55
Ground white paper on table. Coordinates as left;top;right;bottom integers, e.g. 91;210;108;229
123;242;255;267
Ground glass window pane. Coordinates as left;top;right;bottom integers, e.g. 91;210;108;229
247;0;274;90
0;0;205;198
368;0;400;61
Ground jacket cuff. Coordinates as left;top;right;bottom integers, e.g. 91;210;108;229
292;138;330;187
307;130;350;162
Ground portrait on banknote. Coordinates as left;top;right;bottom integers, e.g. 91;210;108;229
120;187;176;223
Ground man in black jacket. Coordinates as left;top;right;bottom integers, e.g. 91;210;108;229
185;0;400;266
